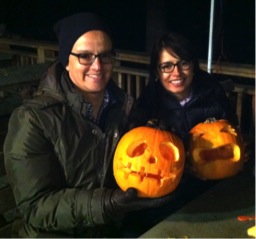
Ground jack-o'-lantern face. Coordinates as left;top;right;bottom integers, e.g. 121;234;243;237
189;118;245;180
113;123;185;198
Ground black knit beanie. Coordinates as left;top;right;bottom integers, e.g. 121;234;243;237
53;12;112;67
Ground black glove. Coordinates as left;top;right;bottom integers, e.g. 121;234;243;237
103;187;175;223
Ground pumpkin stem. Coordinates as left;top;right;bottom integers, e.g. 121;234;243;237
147;119;159;128
205;117;217;123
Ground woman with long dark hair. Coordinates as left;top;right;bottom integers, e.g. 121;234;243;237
132;31;238;149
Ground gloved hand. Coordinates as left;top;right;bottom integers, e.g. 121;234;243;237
103;187;175;223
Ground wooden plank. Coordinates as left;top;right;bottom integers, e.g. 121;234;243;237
199;61;255;79
37;47;45;63
0;64;48;115
236;92;243;126
0;53;12;61
114;66;149;77
115;50;150;64
234;84;255;95
0;38;58;51
0;48;56;63
127;74;132;95
0;63;49;88
136;75;141;99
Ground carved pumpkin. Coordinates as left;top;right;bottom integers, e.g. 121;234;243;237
189;118;244;180
113;120;185;198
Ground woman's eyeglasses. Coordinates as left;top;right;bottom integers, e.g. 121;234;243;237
158;60;191;73
70;51;116;65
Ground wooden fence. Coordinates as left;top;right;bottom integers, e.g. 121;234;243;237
0;37;254;127
0;37;254;77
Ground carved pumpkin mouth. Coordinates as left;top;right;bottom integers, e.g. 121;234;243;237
193;143;240;163
122;164;163;182
117;160;179;185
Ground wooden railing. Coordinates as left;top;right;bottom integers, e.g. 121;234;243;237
0;38;58;64
0;37;255;135
0;37;254;78
113;67;255;135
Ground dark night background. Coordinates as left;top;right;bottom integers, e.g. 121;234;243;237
0;0;255;64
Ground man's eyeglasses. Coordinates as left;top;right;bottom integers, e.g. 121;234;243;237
158;60;191;73
70;51;116;65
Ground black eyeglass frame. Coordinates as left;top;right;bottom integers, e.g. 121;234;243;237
158;60;192;73
70;50;116;65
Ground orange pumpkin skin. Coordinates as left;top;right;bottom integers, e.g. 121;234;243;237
113;124;185;198
189;118;245;180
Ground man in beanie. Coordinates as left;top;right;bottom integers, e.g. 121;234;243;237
4;12;175;238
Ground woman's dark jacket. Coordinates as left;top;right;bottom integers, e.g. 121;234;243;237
3;61;134;238
131;70;238;149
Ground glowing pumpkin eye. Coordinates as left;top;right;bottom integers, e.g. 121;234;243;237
159;142;177;161
126;140;147;157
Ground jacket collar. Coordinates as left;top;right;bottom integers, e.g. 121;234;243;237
60;72;113;123
40;61;118;125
